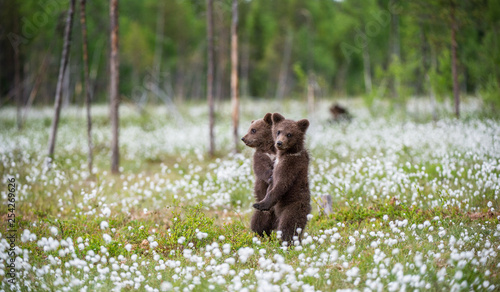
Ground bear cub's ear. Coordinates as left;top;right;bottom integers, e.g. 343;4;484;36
297;119;310;132
263;113;273;126
272;113;285;124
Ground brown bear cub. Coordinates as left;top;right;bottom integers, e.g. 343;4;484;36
253;113;311;243
241;113;277;237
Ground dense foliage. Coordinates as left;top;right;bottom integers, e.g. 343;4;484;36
1;0;499;109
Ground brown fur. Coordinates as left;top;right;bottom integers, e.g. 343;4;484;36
241;113;277;236
253;113;311;243
329;103;352;122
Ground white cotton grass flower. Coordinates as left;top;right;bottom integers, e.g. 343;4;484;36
37;237;60;251
196;231;208;240
307;214;313;221
346;266;360;281
237;247;254;263
183;249;192;259
50;226;58;236
276;230;282;239
21;229;37;242
101;206;111;217
103;234;112;243
100;221;109;230
160;281;173;291
222;244;231;254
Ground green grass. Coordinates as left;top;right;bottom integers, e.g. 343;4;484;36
0;99;499;291
4;201;497;291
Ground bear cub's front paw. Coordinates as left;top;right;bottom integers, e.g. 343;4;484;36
253;201;271;211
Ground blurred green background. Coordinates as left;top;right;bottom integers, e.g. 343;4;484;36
1;0;499;110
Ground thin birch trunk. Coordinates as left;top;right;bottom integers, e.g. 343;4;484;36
14;10;22;129
363;42;372;94
80;0;93;174
390;0;400;99
276;31;293;101
153;1;165;87
23;52;49;126
14;44;22;130
230;0;239;153
47;0;76;167
207;0;215;156
450;2;460;118
110;0;120;173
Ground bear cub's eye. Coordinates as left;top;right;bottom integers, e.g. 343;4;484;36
251;129;256;133
277;130;281;136
286;133;292;137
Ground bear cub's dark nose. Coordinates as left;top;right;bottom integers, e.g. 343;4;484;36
241;137;245;142
277;141;283;146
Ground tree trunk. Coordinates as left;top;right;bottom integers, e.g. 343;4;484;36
276;31;293;101
362;42;372;94
231;0;239;153
303;9;315;117
47;0;76;165
14;6;22;129
90;38;104;95
14;43;22;130
175;46;185;102
153;1;165;87
23;50;51;127
214;4;229;103
206;0;215;156
62;60;71;108
80;0;93;174
450;2;460;118
110;0;120;173
307;77;315;116
428;73;438;121
241;40;250;98
390;0;400;99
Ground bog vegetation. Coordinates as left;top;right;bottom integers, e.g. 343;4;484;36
0;98;499;291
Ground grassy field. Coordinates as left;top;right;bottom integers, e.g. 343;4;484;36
0;98;499;291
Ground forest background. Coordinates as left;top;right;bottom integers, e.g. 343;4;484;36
1;0;499;113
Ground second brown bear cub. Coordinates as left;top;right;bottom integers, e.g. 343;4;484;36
241;113;277;237
253;113;311;243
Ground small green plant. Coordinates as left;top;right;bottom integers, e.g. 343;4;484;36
163;204;217;248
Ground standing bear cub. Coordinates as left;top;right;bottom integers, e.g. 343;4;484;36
253;113;311;243
241;113;277;237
